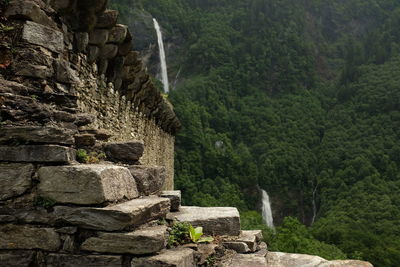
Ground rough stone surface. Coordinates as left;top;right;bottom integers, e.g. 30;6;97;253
0;145;75;163
0;251;36;267
46;254;123;267
38;165;139;205
132;248;195;267
89;29;109;46
74;134;96;147
0;224;60;251
161;190;181;211
100;44;119;59
22;21;64;53
81;225;168;254
75;32;89;52
129;165;166;196
5;0;57;28
96;9;119;28
222;242;250;253
235;230;263;252
53;196;170;231
108;24;128;44
220;253;267;267
56;59;80;84
0;126;75;145
104;141;144;163
0;163;33;200
14;63;54;78
167;206;241;236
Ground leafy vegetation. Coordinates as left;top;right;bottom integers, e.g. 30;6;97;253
167;221;213;247
76;149;106;164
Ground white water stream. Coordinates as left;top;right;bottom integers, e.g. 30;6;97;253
153;18;169;93
261;189;275;228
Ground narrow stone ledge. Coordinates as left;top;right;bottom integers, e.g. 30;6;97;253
131;248;195;267
0;126;76;145
81;225;168;254
0;145;75;163
45;254;123;267
38;165;139;205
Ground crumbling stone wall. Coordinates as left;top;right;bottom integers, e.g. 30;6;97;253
0;0;180;189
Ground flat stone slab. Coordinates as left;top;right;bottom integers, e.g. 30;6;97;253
0;163;33;200
38;164;139;205
235;230;263;252
167;206;240;236
223;242;250;253
131;248;195;267
22;21;64;53
46;254;123;267
220;253;267;267
0;251;35;267
104;141;144;163
160;190;181;211
0;145;75;163
129;165;166;196
54;196;170;231
0;224;60;251
0;126;75;145
81;225;168;254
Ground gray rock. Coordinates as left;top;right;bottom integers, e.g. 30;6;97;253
222;242;250;253
62;235;75;252
38;165;139;205
74;32;89;52
46;254;123;267
108;24;128;44
0;251;36;267
88;45;100;63
124;51;139;66
104;141;144;163
56;59;80;84
0;163;33;200
96;10;119;29
132;248;195;267
167;206;240;236
0;224;60;251
220;253;267;267
74;134;96;147
22;21;64;53
160;190;181;211
5;0;57;28
98;59;109;75
55;226;78;234
128;165;166;196
89;29;109;46
81;225;168;254
2;207;56;225
100;44;118;59
235;230;263;252
15;63;54;79
54;196;170;231
0;126;76;145
0;145;75;163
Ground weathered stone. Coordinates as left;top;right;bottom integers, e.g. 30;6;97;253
88;45;100;63
0;251;36;267
107;24;128;44
100;44;118;59
81;225;168;254
161;190;181;211
322;260;374;267
114;77;122;91
98;59;109;75
46;254;123;267
1;206;56;225
49;0;73;13
128;165;166;196
55;226;78;234
38;165;139;205
62;235;75;252
104;141;144;163
132;248;195;267
5;0;57;28
74;32;89;52
118;39;132;56
235;230;263;252
75;113;95;126
124;51;139;66
0;126;76;145
56;59;80;84
0;224;60;251
74;134;96;147
197;244;218;265
0;215;15;222
0;163;33;200
222;242;250;253
89;29;109;46
54;196;170;231
15;63;54;79
22;21;64;53
96;9;119;28
167;206;241;236
0;145;75;163
221;253;267;267
79;128;113;141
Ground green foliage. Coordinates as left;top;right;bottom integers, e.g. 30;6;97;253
33;197;56;208
76;149;106;163
189;225;214;243
167;222;191;247
76;149;89;163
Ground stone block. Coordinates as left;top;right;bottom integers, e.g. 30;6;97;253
104;141;144;163
74;134;96;147
0;224;60;251
128;165;166;196
96;9;119;29
5;0;57;28
0;163;33;200
221;253;267;267
222;242;250;253
53;196;170;231
0;251;36;267
0;126;76;145
167;206;241;236
74;32;89;52
89;29;109;46
160;190;181;211
107;24;128;44
55;59;80;84
14;63;54;79
22;21;64;53
131;248;195;267
81;225;168;254
38;165;139;205
0;145;75;163
46;254;123;267
88;45;100;63
236;230;263;252
100;44;118;59
124;51;139;66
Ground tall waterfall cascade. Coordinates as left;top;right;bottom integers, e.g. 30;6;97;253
153;18;170;93
261;189;275;228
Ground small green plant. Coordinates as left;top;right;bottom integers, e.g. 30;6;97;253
189;225;214;243
76;149;105;163
168;222;191;247
33;197;56;208
205;255;216;266
0;23;14;32
76;149;89;163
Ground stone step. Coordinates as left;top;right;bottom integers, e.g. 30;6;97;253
160;190;181;211
131;248;195;267
128;165;166;196
166;206;240;236
223;230;263;253
220;253;268;267
38;164;139;205
54;196;170;231
81;225;168;254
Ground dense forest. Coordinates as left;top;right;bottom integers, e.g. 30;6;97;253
110;0;400;266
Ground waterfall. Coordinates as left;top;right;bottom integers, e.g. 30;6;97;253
153;18;169;93
261;189;275;228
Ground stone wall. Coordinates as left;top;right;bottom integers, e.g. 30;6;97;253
0;0;180;189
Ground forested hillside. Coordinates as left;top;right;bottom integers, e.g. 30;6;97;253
110;1;400;266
